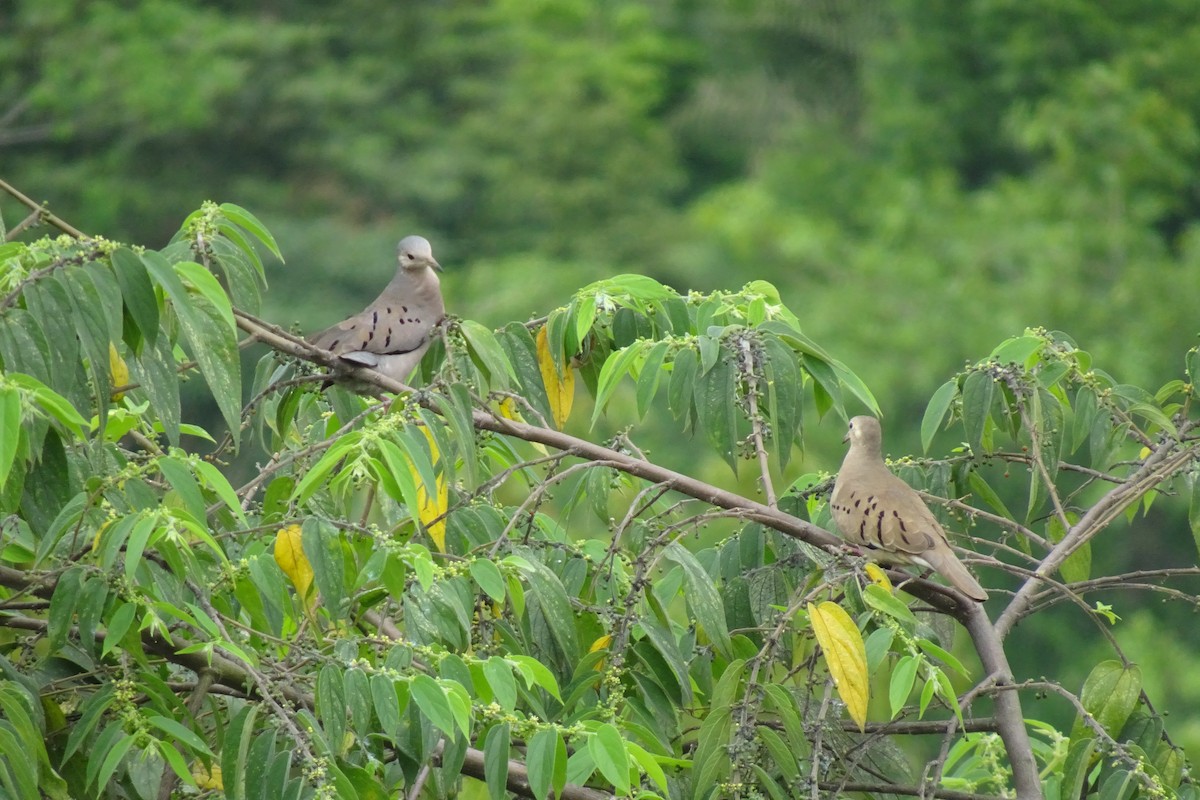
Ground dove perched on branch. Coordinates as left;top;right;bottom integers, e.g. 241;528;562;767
309;235;445;385
830;416;988;602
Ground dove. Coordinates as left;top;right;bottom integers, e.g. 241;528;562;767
310;235;445;385
830;416;988;602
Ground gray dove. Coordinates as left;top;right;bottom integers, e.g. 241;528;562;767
830;416;988;602
310;235;444;384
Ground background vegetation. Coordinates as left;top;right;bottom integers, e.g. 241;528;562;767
2;0;1200;796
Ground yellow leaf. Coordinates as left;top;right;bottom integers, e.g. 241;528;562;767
864;563;893;593
536;327;574;429
496;397;520;420
274;524;315;607
109;342;129;400
808;601;869;732
92;519;112;552
192;763;223;790
411;426;448;552
589;634;613;671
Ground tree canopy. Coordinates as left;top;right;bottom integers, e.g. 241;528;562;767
0;186;1197;799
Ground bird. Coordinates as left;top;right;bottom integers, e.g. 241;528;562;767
830;416;988;602
309;235;445;385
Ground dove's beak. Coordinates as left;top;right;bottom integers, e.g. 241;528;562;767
429;258;443;272
842;431;850;443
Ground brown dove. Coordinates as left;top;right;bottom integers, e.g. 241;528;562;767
830;416;988;602
310;235;444;384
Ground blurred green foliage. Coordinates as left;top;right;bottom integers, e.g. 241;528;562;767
5;0;1197;418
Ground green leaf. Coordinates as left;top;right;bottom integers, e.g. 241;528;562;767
63;685;115;762
692;704;732;796
102;601;137;657
763;335;800;470
515;556;580;662
526;729;559;800
460;319;516;387
94;732;136;791
635;340;669;420
316;665;346;753
989;335;1043;367
756;726;799;784
591;341;646;425
889;655;918;719
130;334;182;445
921;380;957;454
0;725;37;798
483;657;517;711
343;668;373;734
0;388;21;491
469;559;506;602
483;723;511;800
219;202;283;261
46;565;83;656
1071;388;1098;454
694;348;739;473
147;714;214;756
668;345;698;424
213;236;264;313
410;675;457;738
862;584;918;626
1060;737;1096;800
498;322;554;426
62;266;115;427
174;260;234;330
1074;661;1142;740
140;250;241;436
961;370;994;454
1096;769;1136;800
664;542;732;659
123;514;159;580
158;456;207;522
588;723;631;794
371;675;401;739
21;277;83;402
291;434;361;504
302;518;347;616
110;248;159;348
915;639;968;677
193;458;247;526
508;655;563;701
967;470;1013;519
221;704;259;800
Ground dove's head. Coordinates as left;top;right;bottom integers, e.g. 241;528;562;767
397;235;442;272
843;416;883;452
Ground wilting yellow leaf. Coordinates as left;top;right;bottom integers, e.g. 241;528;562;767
109;342;130;400
808;601;869;731
412;426;448;552
274;524;315;607
192;763;223;790
536;327;574;429
864;563;893;593
497;397;519;420
589;634;613;671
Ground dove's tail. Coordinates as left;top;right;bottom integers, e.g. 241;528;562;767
918;546;988;602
